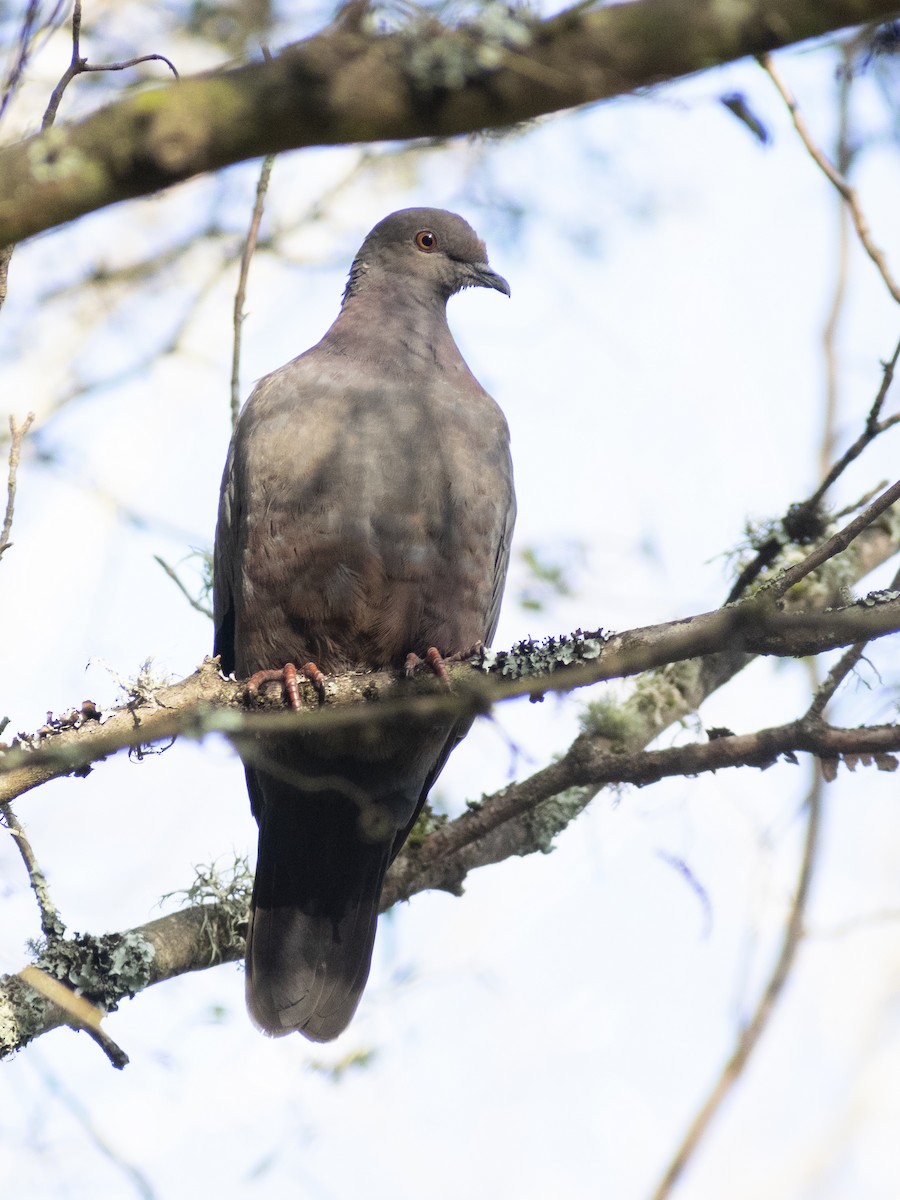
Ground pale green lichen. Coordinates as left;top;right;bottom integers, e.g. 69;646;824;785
27;127;92;184
0;976;45;1057
403;2;534;91
579;697;645;746
516;785;593;854
36;930;156;1011
405;804;449;849
162;856;252;963
479;630;605;679
854;587;900;608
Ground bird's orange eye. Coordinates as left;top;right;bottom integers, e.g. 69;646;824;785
415;230;437;252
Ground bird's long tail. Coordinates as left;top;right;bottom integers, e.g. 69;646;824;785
244;768;393;1042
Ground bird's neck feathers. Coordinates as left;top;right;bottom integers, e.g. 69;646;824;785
326;275;465;371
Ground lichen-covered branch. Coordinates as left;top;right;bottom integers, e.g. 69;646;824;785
3;551;900;806
1;0;898;244
0;898;249;1060
2;706;893;1058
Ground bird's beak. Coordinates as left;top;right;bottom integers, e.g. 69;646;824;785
468;262;511;297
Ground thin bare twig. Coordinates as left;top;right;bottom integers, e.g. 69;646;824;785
811;338;900;513
153;555;213;619
807;559;900;716
231;151;276;428
0;1;178;315
761;52;900;305
820;42;855;478
20;966;129;1069
650;768;823;1200
42;1;178;131
29;1058;151;1187
0;0;44;124
726;338;900;604
769;476;900;598
0;411;35;559
0;802;65;939
808;642;870;717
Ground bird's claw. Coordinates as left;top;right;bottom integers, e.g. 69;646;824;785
301;661;328;705
246;662;326;711
405;646;451;688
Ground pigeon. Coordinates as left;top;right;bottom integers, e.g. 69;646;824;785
213;207;515;1041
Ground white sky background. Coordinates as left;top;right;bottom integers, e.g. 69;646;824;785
2;5;900;1198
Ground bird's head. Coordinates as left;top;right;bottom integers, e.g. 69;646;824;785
342;207;510;307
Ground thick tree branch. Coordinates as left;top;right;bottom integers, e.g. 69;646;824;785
1;707;889;1058
0;0;898;244
3;503;899;1057
4;561;900;804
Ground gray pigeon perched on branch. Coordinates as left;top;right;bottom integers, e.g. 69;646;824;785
213;208;515;1041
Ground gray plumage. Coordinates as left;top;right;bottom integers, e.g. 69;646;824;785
213;207;515;1040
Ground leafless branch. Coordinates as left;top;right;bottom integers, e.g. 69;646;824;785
3;0;899;246
819;42;855;478
4;704;888;1057
0;0;178;315
650;767;823;1200
3;463;899;1056
0;0;55;125
807;641;870;716
0;411;35;560
5;563;900;804
152;554;213;619
0;802;65;939
20;966;128;1069
769;476;900;597
807;557;900;715
761;51;900;304
231;151;276;428
811;337;900;512
727;337;900;603
42;1;178;132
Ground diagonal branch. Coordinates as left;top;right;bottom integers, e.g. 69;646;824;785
1;0;899;244
1;708;886;1058
4;570;900;804
761;50;900;304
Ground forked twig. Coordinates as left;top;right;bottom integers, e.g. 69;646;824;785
0;1;178;315
726;338;900;604
769;475;900;599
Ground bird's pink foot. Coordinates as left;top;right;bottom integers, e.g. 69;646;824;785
404;647;451;687
246;662;326;711
425;646;450;685
300;661;327;704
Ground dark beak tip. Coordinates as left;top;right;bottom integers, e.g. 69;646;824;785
486;269;511;298
470;262;510;298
